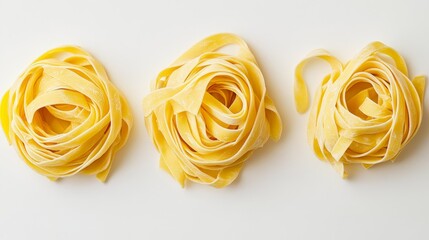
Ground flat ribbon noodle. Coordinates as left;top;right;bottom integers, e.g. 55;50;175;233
143;33;282;188
0;46;133;181
294;42;425;177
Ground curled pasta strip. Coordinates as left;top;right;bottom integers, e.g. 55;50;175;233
295;42;425;177
143;33;282;188
0;46;133;181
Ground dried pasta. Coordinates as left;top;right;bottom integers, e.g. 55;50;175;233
295;42;425;177
0;46;133;181
143;33;282;187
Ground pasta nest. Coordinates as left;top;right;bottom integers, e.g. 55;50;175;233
295;42;425;177
143;33;282;187
1;46;133;181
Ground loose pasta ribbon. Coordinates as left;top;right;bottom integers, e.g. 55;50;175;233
143;33;282;188
295;42;425;177
0;46;133;181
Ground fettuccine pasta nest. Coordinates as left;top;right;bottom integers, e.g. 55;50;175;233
295;42;425;177
0;46;133;181
143;33;282;188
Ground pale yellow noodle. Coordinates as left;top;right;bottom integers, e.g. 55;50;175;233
143;33;282;187
0;46;133;181
295;42;425;177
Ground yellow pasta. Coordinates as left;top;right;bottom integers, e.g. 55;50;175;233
143;33;282;188
295;42;425;177
0;46;133;181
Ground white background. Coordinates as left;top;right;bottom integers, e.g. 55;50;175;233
1;0;429;239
